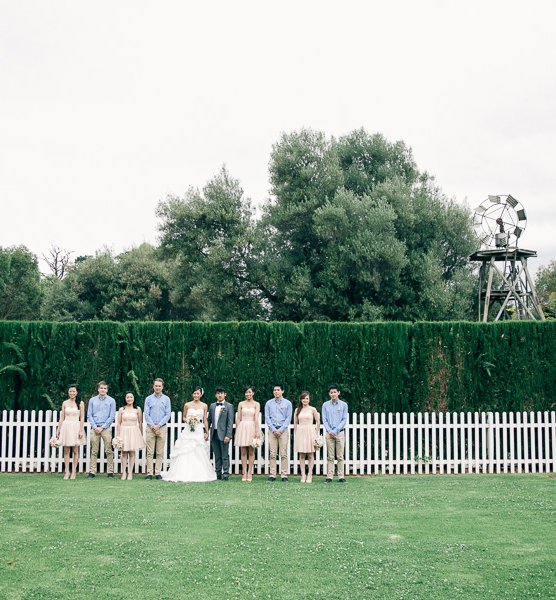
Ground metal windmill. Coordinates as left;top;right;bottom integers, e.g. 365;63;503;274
469;194;545;321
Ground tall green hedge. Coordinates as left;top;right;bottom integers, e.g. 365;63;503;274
0;321;554;413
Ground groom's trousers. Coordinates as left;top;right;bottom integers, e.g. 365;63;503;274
211;433;230;477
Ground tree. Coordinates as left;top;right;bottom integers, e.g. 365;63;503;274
535;260;556;318
157;167;265;320
0;246;42;320
259;128;478;321
336;129;419;195
40;245;172;321
311;189;408;320
36;128;480;323
42;245;73;279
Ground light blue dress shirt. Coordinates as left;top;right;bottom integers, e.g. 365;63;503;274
264;398;293;433
143;393;171;427
321;399;348;435
87;395;116;429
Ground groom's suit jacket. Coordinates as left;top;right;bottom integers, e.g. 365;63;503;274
208;401;234;441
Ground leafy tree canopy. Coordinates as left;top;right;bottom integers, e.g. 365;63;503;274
256;128;479;321
4;128;487;323
0;246;42;320
157;167;265;321
535;260;556;319
40;244;171;321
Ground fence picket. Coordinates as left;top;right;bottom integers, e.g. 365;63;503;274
424;412;430;475
0;410;7;472
523;412;530;474
501;412;508;473
365;413;371;475
550;411;556;473
530;412;537;474
508;412;514;474
541;411;548;473
431;412;437;474
7;410;15;472
358;412;365;475
409;412;415;475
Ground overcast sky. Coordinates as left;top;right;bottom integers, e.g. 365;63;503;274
1;0;555;275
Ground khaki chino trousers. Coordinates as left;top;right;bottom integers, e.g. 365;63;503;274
89;428;114;474
146;426;167;476
268;430;290;477
326;431;345;479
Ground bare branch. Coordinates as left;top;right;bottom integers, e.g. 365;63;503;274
42;245;73;279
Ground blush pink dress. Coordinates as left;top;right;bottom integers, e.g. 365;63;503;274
294;407;317;453
58;404;85;447
119;408;146;451
234;404;258;447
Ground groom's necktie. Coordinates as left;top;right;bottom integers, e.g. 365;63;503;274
214;402;224;429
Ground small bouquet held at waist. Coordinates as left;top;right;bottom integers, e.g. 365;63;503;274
49;436;61;448
186;415;200;432
251;432;264;449
313;435;324;449
112;436;123;450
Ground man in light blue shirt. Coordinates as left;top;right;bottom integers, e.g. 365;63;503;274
321;385;348;483
264;385;292;481
143;378;171;479
87;380;116;478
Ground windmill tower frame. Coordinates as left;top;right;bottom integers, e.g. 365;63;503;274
470;195;545;322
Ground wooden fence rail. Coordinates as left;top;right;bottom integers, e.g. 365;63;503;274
1;410;555;476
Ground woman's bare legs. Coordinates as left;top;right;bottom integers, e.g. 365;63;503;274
247;447;255;481
63;447;71;479
127;452;135;480
70;447;79;479
241;447;248;481
299;453;307;482
306;453;314;483
120;451;128;480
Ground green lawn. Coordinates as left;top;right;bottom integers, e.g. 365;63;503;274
0;473;554;600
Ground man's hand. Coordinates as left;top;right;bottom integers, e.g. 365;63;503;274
94;427;103;434
273;430;281;437
224;436;230;444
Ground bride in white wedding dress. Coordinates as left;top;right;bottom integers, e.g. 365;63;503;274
161;388;216;483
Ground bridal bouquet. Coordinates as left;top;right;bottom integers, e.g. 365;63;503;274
112;436;123;450
49;436;61;448
313;435;324;449
186;415;200;432
251;433;264;449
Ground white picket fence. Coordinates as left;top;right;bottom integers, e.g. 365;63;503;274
1;409;555;476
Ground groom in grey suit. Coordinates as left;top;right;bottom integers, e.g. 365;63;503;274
208;387;235;480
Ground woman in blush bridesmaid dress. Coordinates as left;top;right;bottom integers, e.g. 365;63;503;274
293;391;320;483
56;385;85;480
116;393;146;480
234;386;261;482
